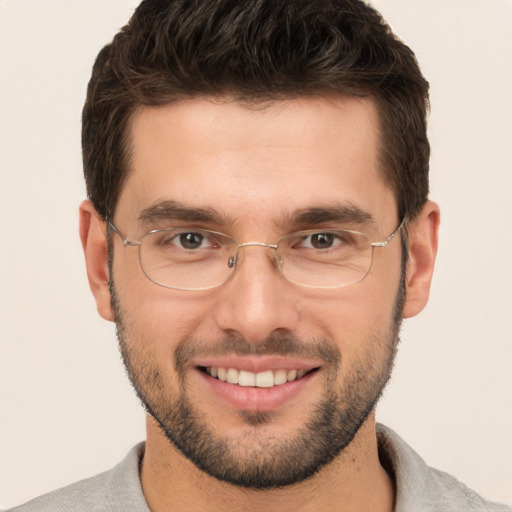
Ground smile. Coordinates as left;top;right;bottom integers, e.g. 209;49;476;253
196;361;321;411
203;366;312;388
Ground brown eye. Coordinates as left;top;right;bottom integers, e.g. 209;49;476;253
309;233;335;249
179;232;204;249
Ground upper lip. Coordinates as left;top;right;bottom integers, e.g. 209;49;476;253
193;355;321;373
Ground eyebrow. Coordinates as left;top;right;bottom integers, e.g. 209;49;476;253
287;203;376;230
138;200;228;226
138;199;376;232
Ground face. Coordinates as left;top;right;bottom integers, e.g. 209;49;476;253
109;96;404;488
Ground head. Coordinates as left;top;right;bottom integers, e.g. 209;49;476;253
80;0;439;491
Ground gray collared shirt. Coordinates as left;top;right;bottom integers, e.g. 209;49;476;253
8;424;511;511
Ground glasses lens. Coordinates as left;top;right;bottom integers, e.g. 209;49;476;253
139;228;237;290
277;229;373;288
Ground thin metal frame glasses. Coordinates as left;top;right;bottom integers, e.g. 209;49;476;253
108;218;405;291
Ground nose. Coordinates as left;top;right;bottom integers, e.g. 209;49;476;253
213;244;300;344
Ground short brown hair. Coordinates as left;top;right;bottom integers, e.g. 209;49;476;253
82;0;430;221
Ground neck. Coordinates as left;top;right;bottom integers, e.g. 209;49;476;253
140;414;395;512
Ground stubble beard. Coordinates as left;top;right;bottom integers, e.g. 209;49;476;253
110;275;405;489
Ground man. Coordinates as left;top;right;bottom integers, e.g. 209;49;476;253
8;0;510;511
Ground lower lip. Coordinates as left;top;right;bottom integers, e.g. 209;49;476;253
196;369;318;412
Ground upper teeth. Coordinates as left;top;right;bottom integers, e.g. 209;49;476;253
207;367;306;388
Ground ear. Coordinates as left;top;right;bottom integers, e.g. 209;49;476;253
79;200;114;322
402;200;440;318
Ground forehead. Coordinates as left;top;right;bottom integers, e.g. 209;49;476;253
117;95;395;232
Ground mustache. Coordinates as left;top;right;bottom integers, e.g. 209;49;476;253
175;333;341;371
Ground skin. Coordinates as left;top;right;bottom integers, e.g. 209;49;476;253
80;95;439;511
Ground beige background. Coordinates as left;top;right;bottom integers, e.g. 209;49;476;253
1;0;511;508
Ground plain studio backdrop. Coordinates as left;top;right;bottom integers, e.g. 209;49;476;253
1;0;511;508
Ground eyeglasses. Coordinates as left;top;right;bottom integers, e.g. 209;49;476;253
107;218;405;291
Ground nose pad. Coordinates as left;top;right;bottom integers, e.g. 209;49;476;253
227;243;279;274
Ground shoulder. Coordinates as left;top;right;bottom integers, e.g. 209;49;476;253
6;443;149;512
377;424;511;512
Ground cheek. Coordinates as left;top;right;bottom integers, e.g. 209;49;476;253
304;271;401;368
114;262;218;358
308;279;398;336
114;288;213;399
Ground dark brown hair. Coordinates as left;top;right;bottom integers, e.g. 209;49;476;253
82;0;430;221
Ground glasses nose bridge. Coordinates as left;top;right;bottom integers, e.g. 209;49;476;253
237;241;278;250
229;241;279;269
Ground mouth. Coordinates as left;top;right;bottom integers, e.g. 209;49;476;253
193;356;323;411
199;366;319;388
